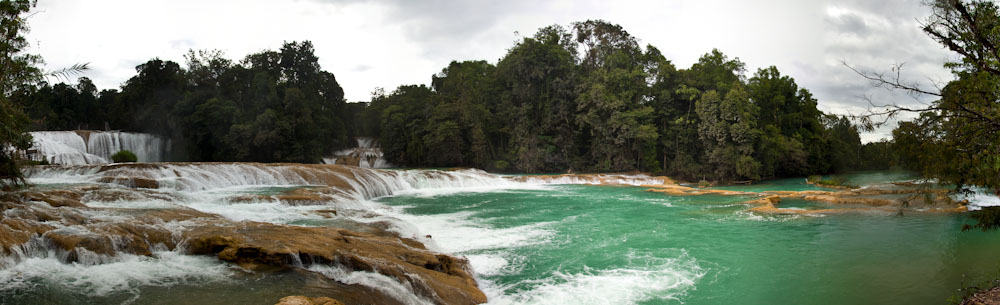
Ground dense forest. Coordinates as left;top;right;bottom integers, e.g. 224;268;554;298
19;21;890;182
17;42;367;163
366;21;891;182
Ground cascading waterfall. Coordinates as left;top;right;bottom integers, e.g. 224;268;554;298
25;164;522;198
25;163;665;198
85;132;169;163
356;137;375;149
323;137;392;168
28;131;106;165
28;131;170;165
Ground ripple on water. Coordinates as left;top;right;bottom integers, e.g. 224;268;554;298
481;252;705;305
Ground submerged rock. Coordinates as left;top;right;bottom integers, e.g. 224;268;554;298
964;287;1000;305
635;176;970;215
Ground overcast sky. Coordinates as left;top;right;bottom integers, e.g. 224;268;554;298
26;0;957;142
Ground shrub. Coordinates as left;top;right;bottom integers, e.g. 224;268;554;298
809;175;858;189
698;180;711;188
111;150;138;163
493;160;509;171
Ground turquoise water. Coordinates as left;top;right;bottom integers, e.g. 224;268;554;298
706;177;827;192
838;171;920;187
379;184;1000;305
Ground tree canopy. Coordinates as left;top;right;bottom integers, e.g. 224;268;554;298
849;0;1000;231
21;41;358;163
364;20;878;181
1;0;43;186
19;19;880;184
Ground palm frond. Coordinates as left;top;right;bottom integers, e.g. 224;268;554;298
46;63;90;82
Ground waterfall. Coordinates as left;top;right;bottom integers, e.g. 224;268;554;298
25;164;516;199
29;131;107;165
28;131;170;165
356;137;375;148
26;163;668;199
322;137;392;169
86;132;168;163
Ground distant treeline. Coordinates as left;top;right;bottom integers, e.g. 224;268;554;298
18;42;365;163
364;21;893;181
18;20;894;181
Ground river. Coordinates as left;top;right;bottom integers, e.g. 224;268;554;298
2;165;998;304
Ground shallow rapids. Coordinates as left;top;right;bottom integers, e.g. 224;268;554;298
3;164;999;304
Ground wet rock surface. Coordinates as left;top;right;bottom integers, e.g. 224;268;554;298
635;177;969;215
3;163;490;305
276;296;346;305
964;287;1000;305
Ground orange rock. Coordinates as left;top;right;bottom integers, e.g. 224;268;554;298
275;296;345;305
184;223;487;305
97;176;160;189
22;191;86;208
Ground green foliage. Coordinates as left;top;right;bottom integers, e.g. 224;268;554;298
858;140;896;170
23;19;876;184
1;0;42;186
947;268;1000;304
807;175;857;188
22;41;353;163
111;150;138;163
880;0;1000;230
815;176;857;189
697;180;711;188
696;84;759;181
357;20;871;180
964;206;1000;232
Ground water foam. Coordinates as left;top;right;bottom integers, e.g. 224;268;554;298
483;254;705;305
377;209;556;253
955;187;1000;211
0;251;233;299
517;174;669;186
307;265;435;305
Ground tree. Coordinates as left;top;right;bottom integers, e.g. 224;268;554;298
747;66;827;177
356;21;863;179
823;114;862;172
430;60;496;168
573;20;654;171
851;0;1000;231
0;0;42;186
696;84;760;181
119;59;186;133
494;25;580;172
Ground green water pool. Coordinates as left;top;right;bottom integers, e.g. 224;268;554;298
378;184;1000;305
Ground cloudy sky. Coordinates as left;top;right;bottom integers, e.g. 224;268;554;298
26;0;957;142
